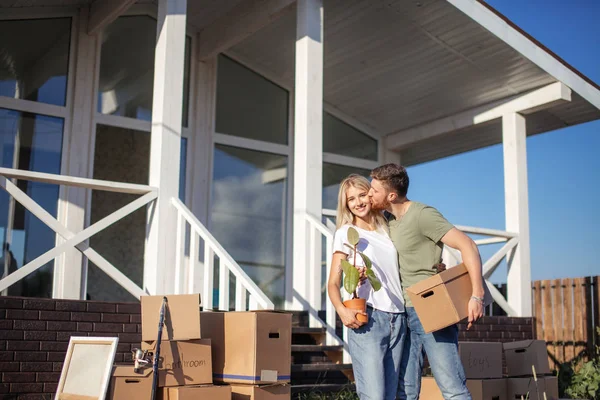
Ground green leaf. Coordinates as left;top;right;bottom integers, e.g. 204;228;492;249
342;262;359;294
366;269;382;291
347;227;360;246
359;253;372;270
340;260;354;276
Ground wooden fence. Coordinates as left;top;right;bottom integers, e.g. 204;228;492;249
532;277;599;370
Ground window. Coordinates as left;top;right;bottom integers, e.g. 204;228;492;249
0;18;71;106
323;112;378;161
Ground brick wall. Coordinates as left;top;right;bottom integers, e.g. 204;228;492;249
0;297;142;400
458;316;534;341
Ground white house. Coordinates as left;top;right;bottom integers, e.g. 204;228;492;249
0;0;598;348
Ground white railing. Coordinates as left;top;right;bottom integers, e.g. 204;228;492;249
445;224;520;316
305;213;351;363
0;168;156;299
171;198;274;311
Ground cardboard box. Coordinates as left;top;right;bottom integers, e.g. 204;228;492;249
406;264;492;333
108;365;153;400
200;311;292;384
507;377;547;400
141;339;212;387
543;376;559;400
141;294;201;341
466;379;507;400
230;384;291;400
162;385;231;400
459;342;503;379
419;377;443;400
503;340;551;376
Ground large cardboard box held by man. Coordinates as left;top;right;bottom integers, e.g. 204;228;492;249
406;264;492;333
141;339;212;387
141;294;202;341
107;365;153;400
459;342;503;379
161;385;231;400
503;339;551;376
230;384;291;400
200;311;292;384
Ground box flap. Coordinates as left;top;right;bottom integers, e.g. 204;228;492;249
141;294;202;341
112;365;152;378
503;339;534;351
406;264;467;295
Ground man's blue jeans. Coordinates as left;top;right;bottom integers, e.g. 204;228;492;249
398;307;471;400
348;306;407;400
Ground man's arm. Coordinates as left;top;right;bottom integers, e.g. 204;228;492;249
441;227;485;328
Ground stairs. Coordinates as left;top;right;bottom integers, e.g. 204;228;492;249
290;311;355;397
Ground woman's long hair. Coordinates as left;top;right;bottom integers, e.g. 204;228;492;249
335;174;387;231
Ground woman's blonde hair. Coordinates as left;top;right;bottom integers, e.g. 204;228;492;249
336;174;387;231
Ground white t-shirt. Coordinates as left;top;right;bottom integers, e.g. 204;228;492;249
332;224;405;313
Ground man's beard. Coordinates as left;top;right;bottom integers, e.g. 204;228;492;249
370;198;390;211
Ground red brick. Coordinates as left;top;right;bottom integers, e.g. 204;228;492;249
0;351;13;361
123;324;137;333
6;310;39;320
0;383;8;393
87;302;116;313
21;362;53;372
39;311;70;321
36;372;60;383
117;343;130;353
55;301;86;312
40;342;68;352
6;341;39;351
19;395;49;400
113;353;124;363
23;299;55;311
77;322;93;332
2;372;36;382
0;362;19;371
9;383;43;393
116;303;140;314
46;352;66;362
117;333;141;343
93;323;123;333
102;313;130;323
130;314;141;323
47;321;77;331
52;362;63;372
44;383;58;392
0;320;13;329
484;331;505;339
13;320;46;331
0;340;5;350
0;298;23;309
14;352;46;362
56;332;86;341
71;312;101;322
23;331;56;341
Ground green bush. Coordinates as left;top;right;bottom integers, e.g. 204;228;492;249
560;327;600;399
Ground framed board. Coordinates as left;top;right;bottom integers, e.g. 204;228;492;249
55;336;119;400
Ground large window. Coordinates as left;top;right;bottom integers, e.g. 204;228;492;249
324;112;378;161
0;109;64;298
211;145;288;307
0;18;71;106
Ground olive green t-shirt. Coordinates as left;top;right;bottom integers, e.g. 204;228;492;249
388;201;454;307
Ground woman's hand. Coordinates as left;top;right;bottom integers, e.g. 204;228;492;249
337;306;366;329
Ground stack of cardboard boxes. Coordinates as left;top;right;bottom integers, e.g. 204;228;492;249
504;340;558;400
420;340;559;400
107;294;291;400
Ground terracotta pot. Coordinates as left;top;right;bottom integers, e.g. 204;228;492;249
343;298;368;323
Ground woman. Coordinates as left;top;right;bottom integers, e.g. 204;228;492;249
327;174;406;400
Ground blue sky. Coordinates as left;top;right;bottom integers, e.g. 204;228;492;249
407;0;600;283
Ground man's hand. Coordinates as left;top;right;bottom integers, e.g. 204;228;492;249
467;297;484;330
338;306;366;329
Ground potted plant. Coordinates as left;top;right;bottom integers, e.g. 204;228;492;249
340;227;382;323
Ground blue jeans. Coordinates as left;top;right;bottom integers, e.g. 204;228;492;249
348;306;407;400
398;307;471;400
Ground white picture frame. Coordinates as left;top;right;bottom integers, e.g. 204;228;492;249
55;336;119;400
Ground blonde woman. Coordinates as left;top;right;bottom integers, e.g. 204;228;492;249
327;174;406;400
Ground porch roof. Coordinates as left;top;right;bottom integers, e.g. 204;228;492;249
227;0;600;165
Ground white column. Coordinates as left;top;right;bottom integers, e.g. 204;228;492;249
502;112;532;317
144;0;187;295
381;137;402;165
292;0;323;318
54;9;99;299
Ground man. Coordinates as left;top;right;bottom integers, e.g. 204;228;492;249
368;163;485;400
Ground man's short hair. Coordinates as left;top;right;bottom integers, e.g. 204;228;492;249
370;163;409;197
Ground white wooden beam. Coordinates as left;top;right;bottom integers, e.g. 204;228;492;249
448;0;600;110
144;0;188;295
292;0;323;319
88;0;138;35
386;82;571;150
503;113;532;317
198;0;296;61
